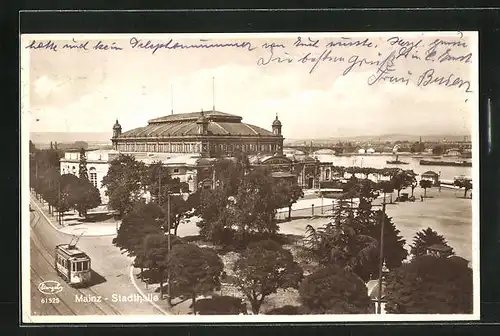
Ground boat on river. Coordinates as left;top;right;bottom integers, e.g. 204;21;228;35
386;153;408;165
386;160;409;164
420;160;472;167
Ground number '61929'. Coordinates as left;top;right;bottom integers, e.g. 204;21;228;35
41;297;60;304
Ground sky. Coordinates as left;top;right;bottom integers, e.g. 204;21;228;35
22;32;477;139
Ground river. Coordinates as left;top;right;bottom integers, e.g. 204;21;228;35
305;154;472;182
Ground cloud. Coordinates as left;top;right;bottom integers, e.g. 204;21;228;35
33;75;65;99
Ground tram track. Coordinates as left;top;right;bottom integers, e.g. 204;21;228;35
29;203;123;316
30;263;77;316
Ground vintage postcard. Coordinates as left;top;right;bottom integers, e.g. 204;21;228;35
21;32;479;323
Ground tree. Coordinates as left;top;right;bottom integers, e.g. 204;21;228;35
384;255;472;314
410;141;425;153
299;265;373;314
393;170;417;199
377;180;395;204
213;155;248;197
409;227;455;259
137;233;170;296
276;182;304;220
59;173;81;215
143;161;182;203
454;178;472;198
162;194;191;236
135;233;183;298
356;211;408;281
37;167;61;214
78;148;88;180
342;176;360;208
304;212;378;275
233;240;303;314
112;202;164;256
74;178;101;217
419;179;432;198
166;243;224;315
196;168;284;247
29;140;37;153
195;188;235;245
101;154;147;217
234;168;283;240
432;145;444;155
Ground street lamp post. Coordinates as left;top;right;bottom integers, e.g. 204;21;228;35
58;180;61;226
158;165;172;306
376;196;387;314
166;192;172;307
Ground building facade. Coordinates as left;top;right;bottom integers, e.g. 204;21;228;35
60;149;111;203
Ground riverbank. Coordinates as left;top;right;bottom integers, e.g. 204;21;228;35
277;187;473;263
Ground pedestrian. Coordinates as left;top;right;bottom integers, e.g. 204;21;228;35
420;195;424;202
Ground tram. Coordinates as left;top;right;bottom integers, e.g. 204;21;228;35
54;233;92;286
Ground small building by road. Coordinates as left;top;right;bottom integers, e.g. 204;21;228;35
421;170;440;185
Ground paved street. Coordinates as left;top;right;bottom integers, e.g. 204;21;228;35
29;196;165;317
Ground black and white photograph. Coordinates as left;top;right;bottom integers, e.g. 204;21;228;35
21;32;479;323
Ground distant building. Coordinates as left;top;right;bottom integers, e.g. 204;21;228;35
421;170;440;185
60;149;111;203
445;149;461;156
358;148;366;154
366;148;376;154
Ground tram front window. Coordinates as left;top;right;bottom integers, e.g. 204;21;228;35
76;262;83;272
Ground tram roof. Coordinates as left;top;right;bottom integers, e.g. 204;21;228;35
56;244;89;258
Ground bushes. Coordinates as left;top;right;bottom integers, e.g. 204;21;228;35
265;305;302;315
195;295;246;315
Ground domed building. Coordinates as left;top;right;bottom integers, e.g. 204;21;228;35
111;110;284;158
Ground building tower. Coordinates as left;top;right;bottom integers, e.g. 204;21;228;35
196;110;209;135
113;119;122;138
272;114;282;136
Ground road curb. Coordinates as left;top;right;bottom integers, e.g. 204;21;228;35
128;264;170;315
30;195;118;238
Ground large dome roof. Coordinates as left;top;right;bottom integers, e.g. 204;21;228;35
119;110;276;138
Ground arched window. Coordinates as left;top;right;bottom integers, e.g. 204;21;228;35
89;167;97;187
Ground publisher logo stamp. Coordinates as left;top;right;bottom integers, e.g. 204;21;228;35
38;281;63;295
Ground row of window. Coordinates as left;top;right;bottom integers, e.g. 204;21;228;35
210;143;277;153
116;142;279;154
56;256;90;272
62;166;98;188
73;260;90;272
118;142;201;153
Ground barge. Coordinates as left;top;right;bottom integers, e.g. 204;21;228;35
420;160;472;167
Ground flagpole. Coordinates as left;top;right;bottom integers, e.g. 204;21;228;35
171;84;174;115
212;77;215;111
